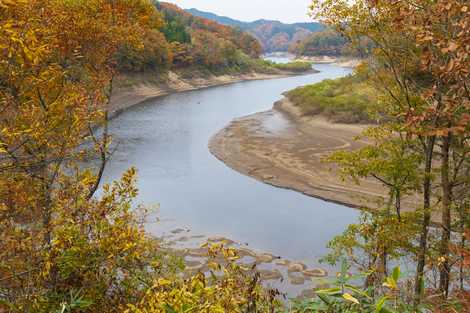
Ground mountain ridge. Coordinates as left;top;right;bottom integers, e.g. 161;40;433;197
186;8;324;52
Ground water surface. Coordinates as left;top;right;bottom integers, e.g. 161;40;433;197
103;63;358;267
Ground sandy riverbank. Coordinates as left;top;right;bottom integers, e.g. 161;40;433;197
109;70;316;116
296;55;362;68
209;97;419;211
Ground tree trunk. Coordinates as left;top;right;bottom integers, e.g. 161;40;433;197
395;189;401;222
41;179;53;246
459;214;465;291
439;134;452;297
414;136;436;305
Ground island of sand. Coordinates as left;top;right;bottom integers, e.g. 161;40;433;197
209;97;419;211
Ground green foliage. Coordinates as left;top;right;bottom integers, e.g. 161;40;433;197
292;262;429;313
286;73;376;123
321;212;418;275
271;61;313;72
328;127;422;220
161;16;191;43
246;59;313;74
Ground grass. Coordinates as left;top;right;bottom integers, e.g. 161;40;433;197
271;61;313;72
249;59;313;74
285;74;377;124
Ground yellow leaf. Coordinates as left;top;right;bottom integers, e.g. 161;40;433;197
157;278;172;286
343;293;360;304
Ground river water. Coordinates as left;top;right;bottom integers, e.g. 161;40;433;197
103;63;358;270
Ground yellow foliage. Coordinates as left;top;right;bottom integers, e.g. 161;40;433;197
125;245;280;313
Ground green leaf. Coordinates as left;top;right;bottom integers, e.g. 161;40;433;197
316;287;342;295
375;296;388;312
164;304;177;313
392;267;400;282
317;293;332;305
345;284;371;299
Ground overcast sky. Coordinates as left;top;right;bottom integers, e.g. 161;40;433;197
164;0;313;24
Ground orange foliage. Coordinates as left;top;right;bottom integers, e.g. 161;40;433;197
159;2;262;60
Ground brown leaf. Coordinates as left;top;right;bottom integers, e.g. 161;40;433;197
448;42;458;52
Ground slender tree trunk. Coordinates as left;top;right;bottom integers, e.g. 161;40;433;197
378;244;388;278
375;190;395;288
395;189;401;222
40;166;53;246
43;204;52;245
459;212;465;291
87;110;109;200
414;136;436;305
439;134;452;297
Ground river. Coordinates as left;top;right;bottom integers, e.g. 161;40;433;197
103;62;359;274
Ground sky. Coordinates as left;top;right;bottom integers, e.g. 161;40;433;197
164;0;313;24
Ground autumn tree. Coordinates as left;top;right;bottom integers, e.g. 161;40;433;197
0;1;285;312
0;0;166;311
117;29;173;72
311;0;470;307
157;1;263;64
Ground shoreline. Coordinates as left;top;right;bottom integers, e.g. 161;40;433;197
209;97;419;211
295;55;362;68
108;69;317;117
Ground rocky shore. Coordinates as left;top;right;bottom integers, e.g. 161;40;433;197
162;228;329;300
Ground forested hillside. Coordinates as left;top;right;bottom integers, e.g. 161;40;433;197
289;28;373;58
114;2;313;80
116;1;263;73
187;8;324;52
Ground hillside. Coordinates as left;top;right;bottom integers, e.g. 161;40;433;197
289;29;348;56
186;8;324;52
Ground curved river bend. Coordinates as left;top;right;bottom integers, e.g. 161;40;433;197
103;63;358;269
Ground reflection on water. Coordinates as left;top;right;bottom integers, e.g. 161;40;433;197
103;63;358;270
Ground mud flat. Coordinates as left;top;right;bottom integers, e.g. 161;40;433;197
210;97;419;211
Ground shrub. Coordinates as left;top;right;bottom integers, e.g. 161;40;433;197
286;74;377;123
